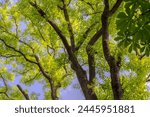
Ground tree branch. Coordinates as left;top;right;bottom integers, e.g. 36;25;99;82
0;38;38;65
29;1;98;99
29;2;81;70
17;84;30;100
19;40;35;53
0;54;21;58
102;0;111;62
87;0;123;47
29;1;71;52
109;0;123;16
80;0;95;10
0;75;14;99
86;28;102;83
61;0;75;52
86;0;123;83
34;55;51;79
75;22;98;51
34;55;58;100
101;0;123;100
28;16;46;41
24;72;41;84
146;74;150;82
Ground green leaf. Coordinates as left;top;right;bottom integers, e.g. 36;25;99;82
114;36;122;41
124;39;130;47
125;3;132;15
117;12;128;19
145;47;150;56
118;40;124;47
116;19;129;31
128;44;133;53
140;47;145;53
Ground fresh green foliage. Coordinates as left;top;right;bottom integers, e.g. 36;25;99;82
0;0;150;100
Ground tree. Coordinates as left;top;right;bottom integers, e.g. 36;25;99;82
0;0;150;100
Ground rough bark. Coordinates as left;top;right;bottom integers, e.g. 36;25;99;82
30;2;98;100
86;29;103;83
101;0;123;100
29;0;123;100
86;0;123;85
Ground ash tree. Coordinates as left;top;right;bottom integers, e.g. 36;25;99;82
0;0;150;100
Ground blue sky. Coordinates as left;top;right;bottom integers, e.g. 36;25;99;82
9;75;84;100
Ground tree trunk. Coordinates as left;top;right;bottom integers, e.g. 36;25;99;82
101;0;123;100
109;57;123;99
70;56;98;100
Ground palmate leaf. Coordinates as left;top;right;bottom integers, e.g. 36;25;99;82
115;0;150;56
116;19;129;31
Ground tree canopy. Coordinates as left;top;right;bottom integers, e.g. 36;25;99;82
0;0;150;100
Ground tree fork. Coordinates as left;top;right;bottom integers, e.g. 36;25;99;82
30;1;97;100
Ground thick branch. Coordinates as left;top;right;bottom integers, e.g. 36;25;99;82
61;0;75;52
86;28;103;83
102;0;111;62
109;0;123;16
29;2;82;70
47;79;58;100
88;28;103;46
86;0;123;83
17;84;30;100
30;1;97;100
29;1;71;52
101;0;123;100
87;0;123;47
